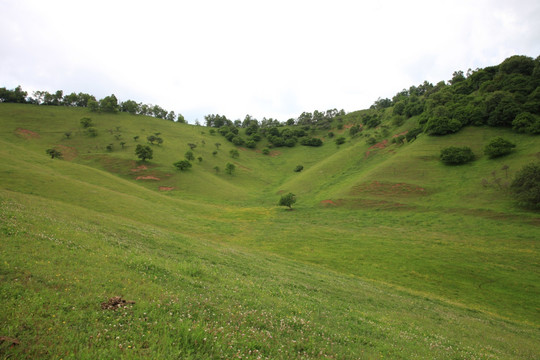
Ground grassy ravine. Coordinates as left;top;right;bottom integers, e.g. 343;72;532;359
1;103;539;359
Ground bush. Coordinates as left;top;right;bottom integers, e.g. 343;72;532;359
300;138;323;147
440;146;475;165
511;162;540;209
262;148;270;155
294;165;304;172
335;137;346;145
483;137;516;158
512;112;540;134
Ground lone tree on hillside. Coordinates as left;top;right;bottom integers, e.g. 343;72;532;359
440;146;475;165
225;162;236;175
135;144;153;161
46;148;62;159
185;150;195;161
230;149;239;158
173;160;192;171
278;192;296;210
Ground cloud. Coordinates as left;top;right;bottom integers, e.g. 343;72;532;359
1;0;539;123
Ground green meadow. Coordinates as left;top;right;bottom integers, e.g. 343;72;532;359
1;103;539;359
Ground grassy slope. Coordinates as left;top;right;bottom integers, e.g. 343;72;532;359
1;103;539;359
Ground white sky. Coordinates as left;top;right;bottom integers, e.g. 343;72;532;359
1;0;539;123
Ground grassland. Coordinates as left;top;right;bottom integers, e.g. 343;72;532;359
1;103;539;359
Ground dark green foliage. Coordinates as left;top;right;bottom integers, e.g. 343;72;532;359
0;85;28;103
300;137;323;147
80;117;93;128
335;137;345;145
349;124;362;136
278;192;296;209
185;151;195;161
197;156;203;163
484;137;516;158
106;143;113;152
425;116;462;135
133;135;139;141
212;150;218;156
121;100;140;114
512;112;540;134
511;162;540;209
499;55;535;76
135;144;153;161
327;132;334;138
229;149;239;158
188;143;197;150
225;162;235;175
294;165;304;172
232;136;244;146
405;127;423;142
366;136;377;145
64;131;72;139
174;160;192;171
485;91;521;127
245;140;256;148
45;148;62;159
84;127;98;137
440;146;475;165
262;148;270;155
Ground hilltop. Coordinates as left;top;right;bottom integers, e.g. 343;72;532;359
0;55;539;359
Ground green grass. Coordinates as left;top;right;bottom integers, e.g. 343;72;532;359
1;103;539;359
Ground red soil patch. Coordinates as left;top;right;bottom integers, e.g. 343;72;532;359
54;144;78;161
392;130;409;138
351;181;426;196
159;186;175;191
368;139;388;150
136;175;160;181
320;199;338;206
131;165;148;172
15;128;40;139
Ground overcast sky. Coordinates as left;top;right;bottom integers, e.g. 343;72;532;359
1;0;539;123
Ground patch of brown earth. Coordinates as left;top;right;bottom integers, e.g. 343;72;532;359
159;186;175;191
392;130;409;138
54;144;78;161
101;296;135;311
136;176;160;181
15;128;40;139
131;165;148;172
351;181;427;196
320;199;337;206
365;139;389;158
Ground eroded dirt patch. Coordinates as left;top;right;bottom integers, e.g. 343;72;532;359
136;176;160;181
131;165;148;172
15;128;40;139
351;181;427;197
54;144;78;161
101;296;135;311
159;186;175;191
320;199;338;206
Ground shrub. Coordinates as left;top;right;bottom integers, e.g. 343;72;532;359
300;138;323;147
185;150;195;161
229;149;239;158
512;112;540;134
46;148;62;159
440;146;475;165
262;148;270;155
294;165;304;172
278;192;296;209
483;137;516;158
335;137;346;145
511;162;540;209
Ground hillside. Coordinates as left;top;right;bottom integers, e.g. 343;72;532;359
1;55;539;359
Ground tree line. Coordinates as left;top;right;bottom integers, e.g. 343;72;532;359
0;86;186;123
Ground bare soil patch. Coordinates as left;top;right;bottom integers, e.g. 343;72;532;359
320;199;338;206
136;176;160;181
131;165;148;172
392;130;409;138
15;128;40;139
350;181;427;197
54;144;78;161
101;296;135;311
159;186;175;191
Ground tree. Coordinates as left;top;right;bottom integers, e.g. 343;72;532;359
87;98;99;112
80;117;93;128
278;192;296;209
440;146;475;165
135;144;153;161
188;143;197;150
120;141;126;149
106;143;113;151
197;156;203;162
173;160;192;171
212;150;218;156
177;113;186;123
294;165;304;172
185;150;195;161
133;135;139;141
64;131;72;139
229;149;239;158
225;162;236;175
46;148;62;159
483;137;516;158
511;162;540;209
512;112;540;134
215;142;221;149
